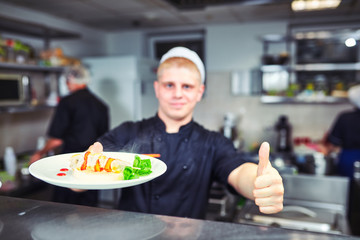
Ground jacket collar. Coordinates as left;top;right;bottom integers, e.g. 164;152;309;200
154;113;194;135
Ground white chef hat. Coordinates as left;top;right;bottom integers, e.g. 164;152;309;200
160;46;205;84
348;85;360;109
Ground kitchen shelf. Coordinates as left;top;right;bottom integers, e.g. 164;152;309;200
295;63;360;71
0;62;64;72
0;104;55;114
259;33;360;104
260;65;291;72
0;17;72;114
261;63;360;72
261;95;349;104
0;16;80;43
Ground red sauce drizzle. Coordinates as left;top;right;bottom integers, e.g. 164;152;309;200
57;173;66;176
60;168;69;172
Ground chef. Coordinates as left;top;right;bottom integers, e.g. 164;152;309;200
90;46;284;218
324;85;360;178
31;66;109;206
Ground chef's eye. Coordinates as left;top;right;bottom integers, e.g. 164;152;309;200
165;83;174;88
183;84;192;90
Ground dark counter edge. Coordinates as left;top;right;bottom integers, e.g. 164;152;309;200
0;196;360;240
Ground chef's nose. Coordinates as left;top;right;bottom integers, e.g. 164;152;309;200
174;85;183;98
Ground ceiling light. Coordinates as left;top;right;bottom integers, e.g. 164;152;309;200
291;0;342;11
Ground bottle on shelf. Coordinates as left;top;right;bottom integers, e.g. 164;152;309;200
275;115;292;153
4;146;17;176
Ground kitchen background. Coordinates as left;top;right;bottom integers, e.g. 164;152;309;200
0;1;357;157
1;1;360;236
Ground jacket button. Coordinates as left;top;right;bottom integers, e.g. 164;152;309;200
155;195;160;200
183;165;188;170
184;138;189;143
157;137;162;142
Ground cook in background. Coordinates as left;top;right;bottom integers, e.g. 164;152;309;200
30;65;109;207
90;46;284;218
323;85;360;178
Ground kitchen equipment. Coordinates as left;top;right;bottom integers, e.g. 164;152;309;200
237;174;351;234
275;115;292;153
296;36;358;64
220;112;238;142
0;74;30;107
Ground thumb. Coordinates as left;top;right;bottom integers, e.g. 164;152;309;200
89;142;103;153
257;142;270;176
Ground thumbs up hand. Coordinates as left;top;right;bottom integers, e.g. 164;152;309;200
253;142;284;214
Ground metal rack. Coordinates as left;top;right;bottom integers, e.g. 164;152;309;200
259;33;358;104
0;15;80;49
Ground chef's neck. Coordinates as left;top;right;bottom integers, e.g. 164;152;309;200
158;111;192;133
68;83;87;93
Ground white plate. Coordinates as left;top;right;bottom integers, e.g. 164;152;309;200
29;152;167;190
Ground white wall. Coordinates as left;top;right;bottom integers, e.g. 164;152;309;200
106;31;145;57
206;21;287;71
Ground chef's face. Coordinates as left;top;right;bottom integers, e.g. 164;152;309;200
154;59;204;124
66;77;77;92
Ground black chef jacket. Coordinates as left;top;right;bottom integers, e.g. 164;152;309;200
48;88;109;153
328;108;360;149
98;114;246;219
48;87;109;206
328;108;360;178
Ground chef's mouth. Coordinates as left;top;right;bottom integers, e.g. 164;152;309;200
170;102;186;108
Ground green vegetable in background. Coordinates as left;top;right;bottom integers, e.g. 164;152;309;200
0;47;5;57
0;171;15;182
13;40;30;53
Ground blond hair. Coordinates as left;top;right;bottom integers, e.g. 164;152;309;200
157;57;202;83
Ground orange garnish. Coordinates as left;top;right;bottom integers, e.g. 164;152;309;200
104;158;115;172
143;154;161;158
94;159;101;172
81;151;91;170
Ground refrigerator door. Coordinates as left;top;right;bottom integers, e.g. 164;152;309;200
83;56;158;128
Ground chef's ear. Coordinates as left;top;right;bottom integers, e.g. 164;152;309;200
154;80;160;99
196;84;205;102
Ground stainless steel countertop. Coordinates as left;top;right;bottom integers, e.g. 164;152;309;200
0;196;359;240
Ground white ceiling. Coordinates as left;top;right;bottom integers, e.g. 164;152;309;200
1;0;360;31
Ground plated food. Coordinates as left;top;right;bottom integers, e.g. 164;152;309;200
69;151;152;182
29;152;166;190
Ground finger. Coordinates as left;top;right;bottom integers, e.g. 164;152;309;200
253;186;274;198
70;188;87;192
259;205;284;214
254;171;283;189
254;195;283;207
253;181;284;197
89;142;103;153
257;142;270;176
